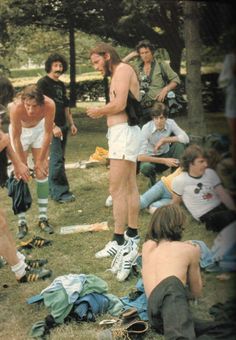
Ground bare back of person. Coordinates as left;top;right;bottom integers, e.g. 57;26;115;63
107;62;140;127
142;239;200;297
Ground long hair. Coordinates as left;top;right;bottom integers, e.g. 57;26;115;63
145;204;186;242
45;53;68;73
0;147;8;187
89;43;121;66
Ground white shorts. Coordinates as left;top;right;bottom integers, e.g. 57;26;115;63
107;123;141;163
9;119;45;151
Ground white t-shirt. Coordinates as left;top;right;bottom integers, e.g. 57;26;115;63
172;168;221;220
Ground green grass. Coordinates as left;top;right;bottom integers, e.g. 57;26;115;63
0;111;235;340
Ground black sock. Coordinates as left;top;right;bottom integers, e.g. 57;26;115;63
113;233;125;245
126;227;138;238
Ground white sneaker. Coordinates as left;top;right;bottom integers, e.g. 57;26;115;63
124;231;140;245
148;206;157;214
109;245;124;274
116;241;139;282
105;195;113;207
95;240;120;258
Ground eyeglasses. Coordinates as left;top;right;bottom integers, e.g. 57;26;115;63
194;183;203;194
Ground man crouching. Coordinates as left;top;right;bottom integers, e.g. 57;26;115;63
142;204;202;339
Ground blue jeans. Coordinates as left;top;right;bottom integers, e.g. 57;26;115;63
140;180;172;209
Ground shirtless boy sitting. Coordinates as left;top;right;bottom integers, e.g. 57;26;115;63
9;85;55;238
142;204;202;339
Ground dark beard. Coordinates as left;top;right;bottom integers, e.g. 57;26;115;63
104;60;111;77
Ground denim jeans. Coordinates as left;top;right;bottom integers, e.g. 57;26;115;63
140;180;172;209
49;125;70;201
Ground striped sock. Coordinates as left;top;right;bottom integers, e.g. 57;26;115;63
18;213;26;226
36;178;49;220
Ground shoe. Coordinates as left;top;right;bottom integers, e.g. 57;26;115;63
17;267;52;283
109;245;125;274
148;206;157;214
17;236;53;251
17;222;28;239
117;240;139;282
105;195;113;207
38;218;54;234
25;258;48;268
95;240;120;258
98;319;148;339
124;231;140;245
57;193;75;203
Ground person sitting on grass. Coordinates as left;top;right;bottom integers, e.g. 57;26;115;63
142;204;202;339
0;77;51;283
140;167;182;214
138;102;189;187
172;144;236;232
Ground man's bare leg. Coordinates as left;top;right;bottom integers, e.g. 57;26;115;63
110;159;130;235
127;161;140;229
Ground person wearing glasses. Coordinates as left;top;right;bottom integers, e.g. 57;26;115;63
172;144;236;232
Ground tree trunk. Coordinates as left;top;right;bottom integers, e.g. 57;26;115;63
68;19;76;107
183;1;205;136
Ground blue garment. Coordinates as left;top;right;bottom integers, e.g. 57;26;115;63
140;179;172;209
191;222;236;272
121;278;148;321
73;293;109;320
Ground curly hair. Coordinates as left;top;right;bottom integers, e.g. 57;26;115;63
145;204;186;242
45;53;68;73
136;40;155;54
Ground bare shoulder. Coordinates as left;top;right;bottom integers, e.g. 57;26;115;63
142;240;158;254
184;242;201;261
44;95;55;108
9;99;24;118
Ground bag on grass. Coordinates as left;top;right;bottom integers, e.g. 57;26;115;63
7;175;32;215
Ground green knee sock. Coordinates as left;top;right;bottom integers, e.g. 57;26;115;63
36;178;49;220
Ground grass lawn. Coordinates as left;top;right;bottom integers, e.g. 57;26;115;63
0;109;235;340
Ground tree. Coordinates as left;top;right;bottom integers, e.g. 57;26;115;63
183;1;205;136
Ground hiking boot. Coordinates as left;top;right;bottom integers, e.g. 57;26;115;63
124;231;140;245
17;267;52;283
17;222;28;239
38;218;54;234
117;240;139;282
25;258;48;268
95;240;120;259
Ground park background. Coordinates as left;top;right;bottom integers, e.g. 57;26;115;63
0;1;235;339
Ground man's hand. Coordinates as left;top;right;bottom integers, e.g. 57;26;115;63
70;123;77;136
156;86;169;102
14;162;30;182
154;138;165;152
164;158;180;168
34;159;48;178
86;107;103;119
53;125;63;139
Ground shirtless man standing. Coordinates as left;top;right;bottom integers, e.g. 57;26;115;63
9;85;55;238
142;204;202;339
87;43;142;281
